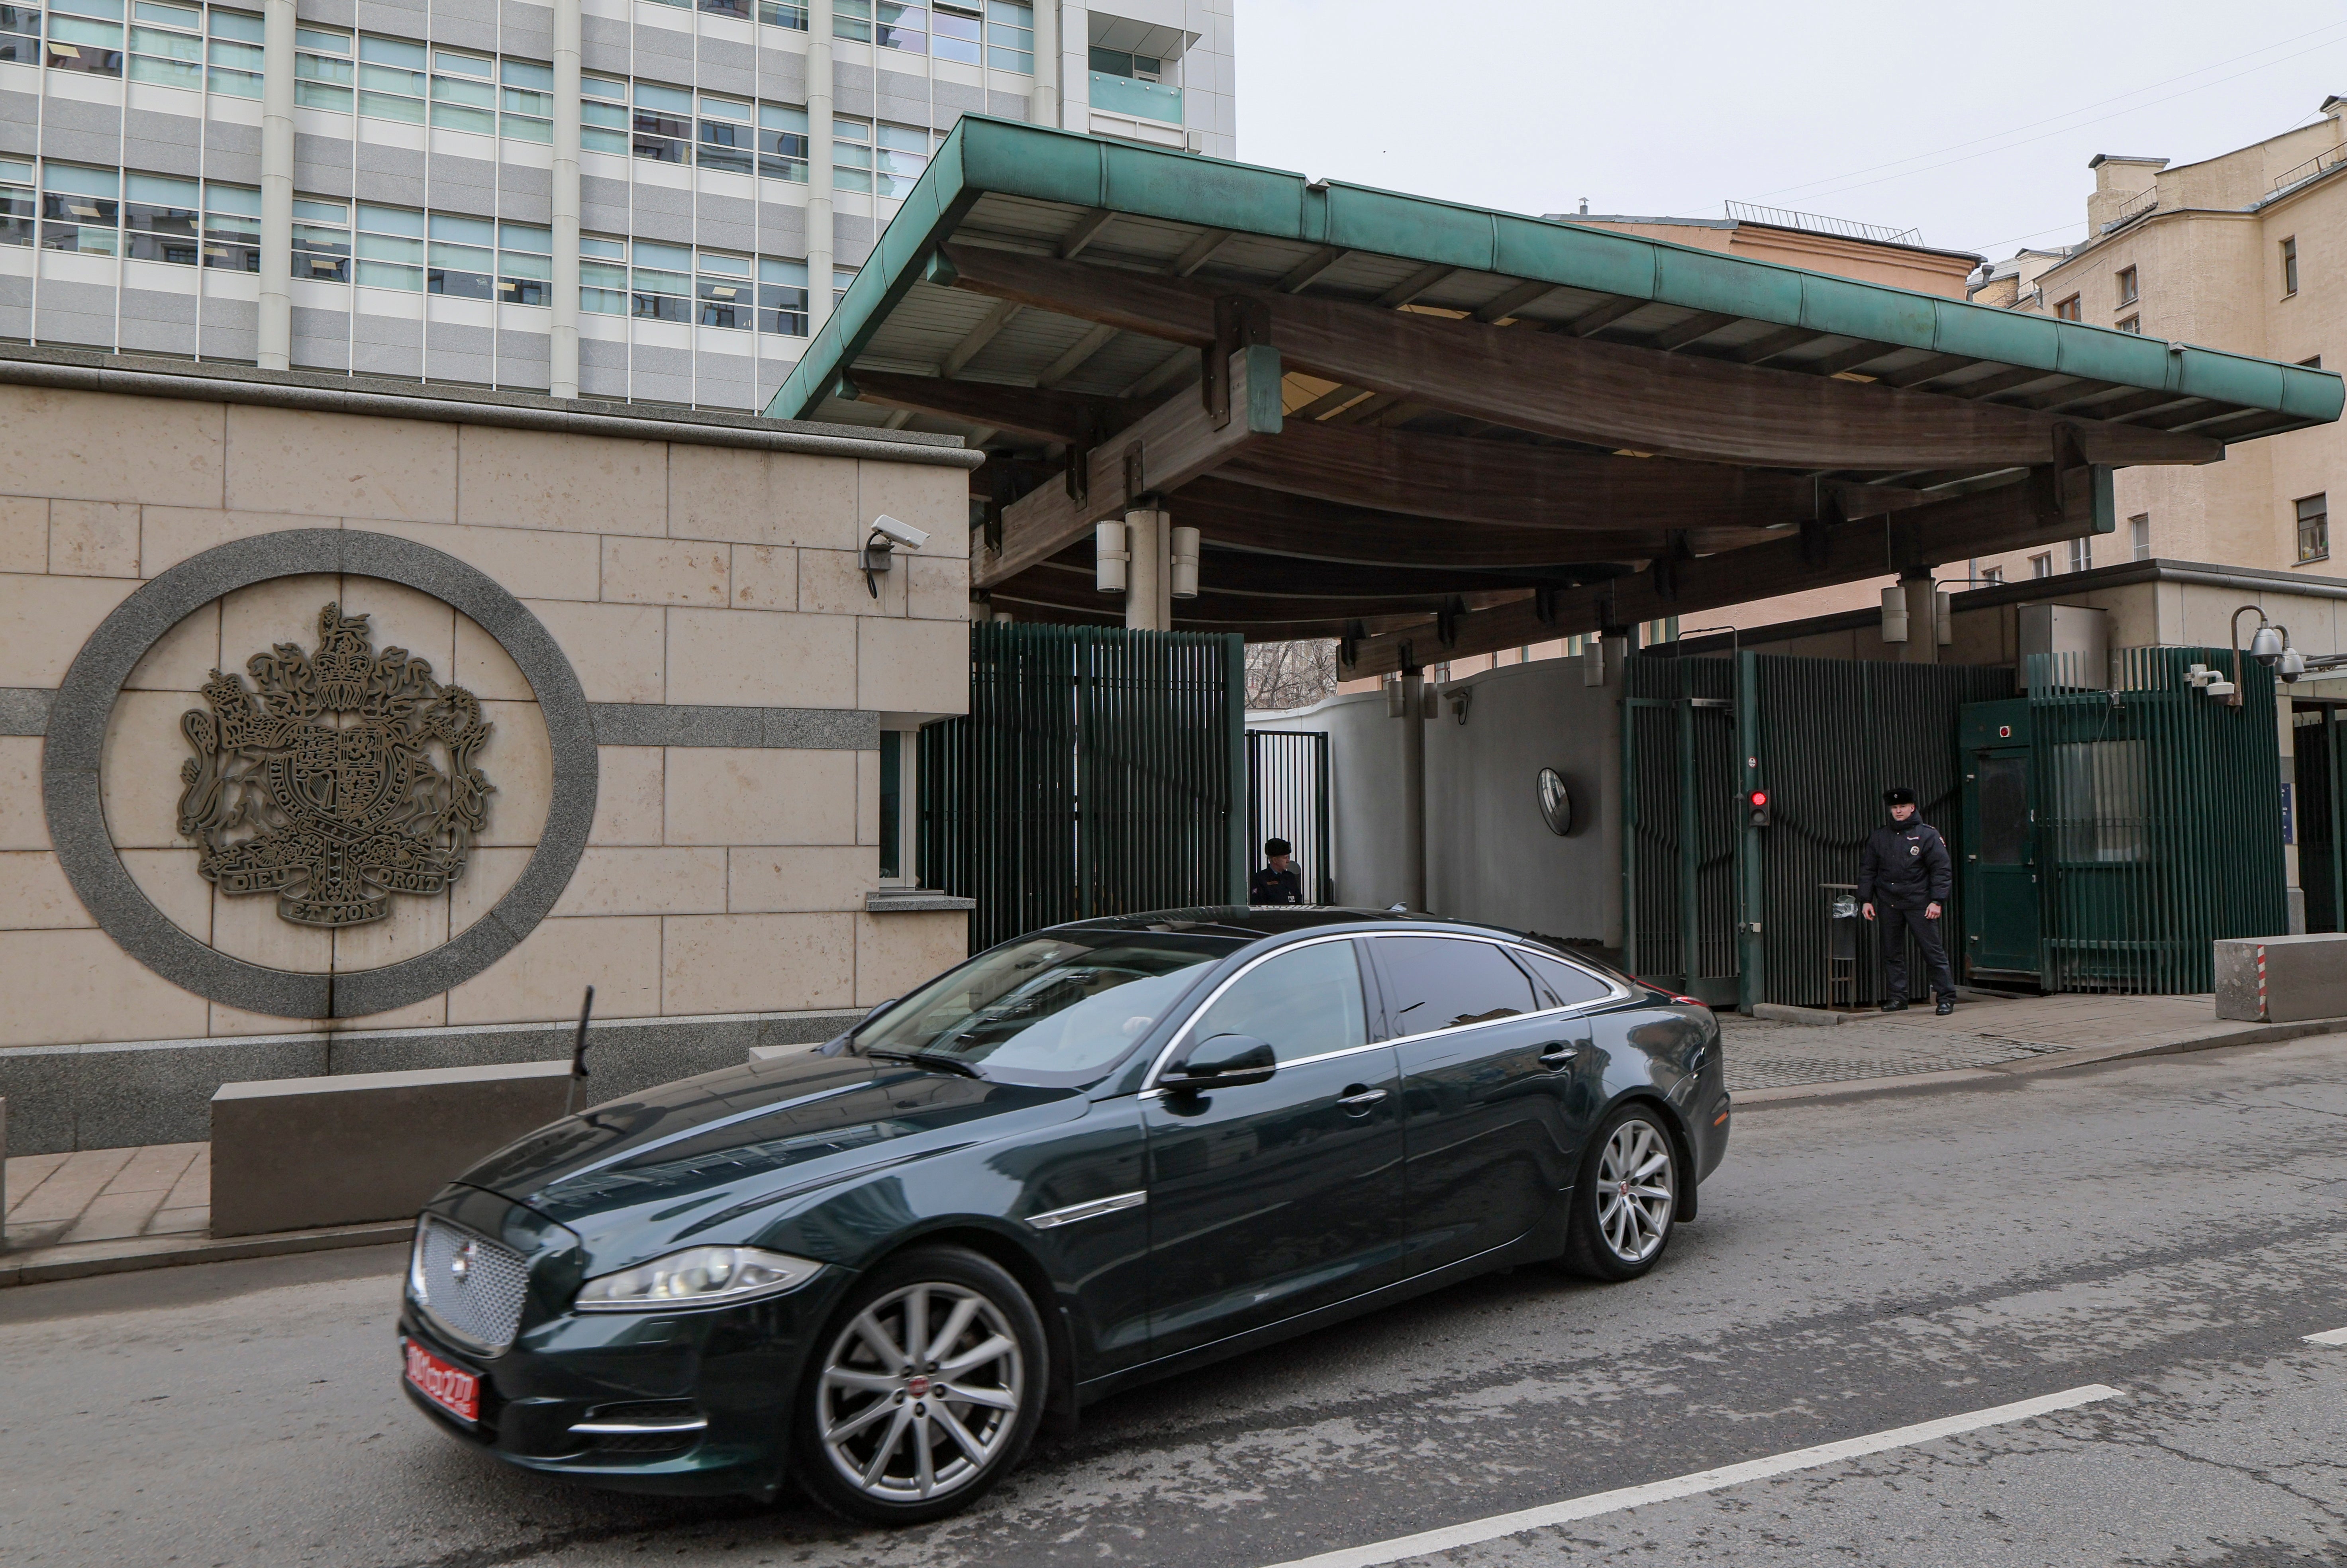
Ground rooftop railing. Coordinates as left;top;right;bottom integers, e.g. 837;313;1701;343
1723;200;1922;247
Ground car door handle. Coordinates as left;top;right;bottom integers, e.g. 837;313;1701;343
1335;1087;1388;1113
1537;1043;1581;1070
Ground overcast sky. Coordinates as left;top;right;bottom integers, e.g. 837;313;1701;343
1232;0;2347;265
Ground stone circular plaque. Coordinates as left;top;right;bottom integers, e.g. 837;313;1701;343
42;529;598;1019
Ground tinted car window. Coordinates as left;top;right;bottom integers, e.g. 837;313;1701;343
860;932;1239;1083
1186;940;1368;1064
1376;936;1535;1035
1514;949;1616;1009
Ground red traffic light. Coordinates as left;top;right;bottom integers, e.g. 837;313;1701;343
1746;788;1772;827
1748;790;1768;808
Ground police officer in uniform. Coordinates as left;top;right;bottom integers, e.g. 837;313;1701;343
1249;838;1305;906
1859;786;1958;1015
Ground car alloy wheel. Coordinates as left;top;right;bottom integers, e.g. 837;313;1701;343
1594;1117;1676;1265
801;1247;1046;1523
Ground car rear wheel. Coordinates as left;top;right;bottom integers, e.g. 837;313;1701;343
795;1245;1048;1525
1561;1105;1680;1282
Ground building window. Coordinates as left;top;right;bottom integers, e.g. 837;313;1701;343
127;0;202;89
124;170;199;264
2116;265;2137;306
759;256;809;336
2300;354;2323;370
47;0;122;77
931;0;978;63
878;731;903;881
355;202;425;289
2129;514;2151;561
427;48;497;134
0;157;32;247
580;233;627;314
833;115;874;193
1981;565;2004;586
836;0;926;52
2068;537;2092;573
2030;552;2053;578
984;0;1032;71
2116;315;2140;334
2283;236;2299;296
873;121;931;197
696;93;754;174
202;179;259;270
500;58;553;142
632;80;692;163
760;0;808;28
202;8;259;92
497;220;550;305
696;249;753;328
356;34;426;120
290;195;351;281
39;161;118;254
759;102;809;182
835;265;855;308
2054;294;2082;321
425;210;494;298
295;25;353;110
630;239;693;321
0;5;37;65
2298;493;2329;563
580;73;629;153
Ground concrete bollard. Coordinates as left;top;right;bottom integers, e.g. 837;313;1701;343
210;1061;573;1237
2214;934;2347;1023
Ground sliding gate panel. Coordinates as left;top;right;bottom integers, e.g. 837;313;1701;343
1625;655;1739;1004
1246;730;1333;904
920;624;1246;953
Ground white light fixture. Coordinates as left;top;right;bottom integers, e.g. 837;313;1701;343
1169;525;1200;599
1385;675;1407;718
1094;520;1129;594
1934;589;1953;647
1581;638;1605;688
1880;585;1909;643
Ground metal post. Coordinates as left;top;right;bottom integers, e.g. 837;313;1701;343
1602;630;1631;954
1400;667;1427;911
1735;648;1764;1012
2331;711;2347;931
1226;633;1249;904
1676;665;1698;991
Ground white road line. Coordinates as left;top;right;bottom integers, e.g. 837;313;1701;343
1256;1384;2125;1568
2305;1327;2347;1345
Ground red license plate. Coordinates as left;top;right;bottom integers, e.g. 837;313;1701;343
404;1339;480;1425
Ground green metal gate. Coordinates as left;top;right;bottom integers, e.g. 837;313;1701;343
2295;700;2345;934
919;623;1247;953
1625;650;2011;1009
2026;647;2287;992
1246;730;1334;904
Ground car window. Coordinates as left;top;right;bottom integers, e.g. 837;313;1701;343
1185;940;1369;1065
1375;936;1535;1035
1513;949;1616;1009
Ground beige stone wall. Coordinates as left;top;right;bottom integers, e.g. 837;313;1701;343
0;384;972;1051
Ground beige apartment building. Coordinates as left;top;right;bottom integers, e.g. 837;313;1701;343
1963;97;2347;588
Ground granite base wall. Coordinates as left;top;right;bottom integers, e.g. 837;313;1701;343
0;1009;863;1154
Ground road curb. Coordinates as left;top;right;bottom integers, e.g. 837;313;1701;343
1733;1015;2347;1110
0;1220;410;1288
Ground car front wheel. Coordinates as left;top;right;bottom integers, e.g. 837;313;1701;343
795;1245;1048;1525
1561;1105;1680;1281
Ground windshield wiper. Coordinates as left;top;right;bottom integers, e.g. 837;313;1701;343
864;1049;986;1080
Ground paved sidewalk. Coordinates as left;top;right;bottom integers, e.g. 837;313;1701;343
4;1142;208;1253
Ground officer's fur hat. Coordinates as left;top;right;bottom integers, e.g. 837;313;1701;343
1263;837;1292;857
1883;786;1918;807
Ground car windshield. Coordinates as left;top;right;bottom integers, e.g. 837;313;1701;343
857;932;1241;1084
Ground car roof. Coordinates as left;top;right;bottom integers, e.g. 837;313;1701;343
1046;906;1540;944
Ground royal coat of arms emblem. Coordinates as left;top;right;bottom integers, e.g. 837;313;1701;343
175;602;494;928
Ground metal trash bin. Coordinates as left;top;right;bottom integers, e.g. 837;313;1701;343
1822;883;1860;1010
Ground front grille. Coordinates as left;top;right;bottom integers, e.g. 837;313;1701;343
410;1217;531;1354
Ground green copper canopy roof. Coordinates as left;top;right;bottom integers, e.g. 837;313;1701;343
768;116;2343;440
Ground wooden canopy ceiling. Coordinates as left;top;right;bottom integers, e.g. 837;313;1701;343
768;120;2345;677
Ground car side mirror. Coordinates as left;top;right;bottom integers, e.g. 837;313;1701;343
1167;1033;1276;1092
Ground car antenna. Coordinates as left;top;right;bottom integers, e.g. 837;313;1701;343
566;984;595;1115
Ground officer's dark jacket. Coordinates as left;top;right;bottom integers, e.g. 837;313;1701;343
1249;866;1304;906
1858;818;1953;906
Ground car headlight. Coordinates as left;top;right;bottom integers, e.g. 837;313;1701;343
574;1246;825;1313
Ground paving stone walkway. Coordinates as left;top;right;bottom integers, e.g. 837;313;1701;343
4;1142;207;1252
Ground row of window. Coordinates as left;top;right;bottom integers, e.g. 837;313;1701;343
4;0;265;92
2;155;853;335
832;0;1034;72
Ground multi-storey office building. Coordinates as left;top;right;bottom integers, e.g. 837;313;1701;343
0;0;1234;409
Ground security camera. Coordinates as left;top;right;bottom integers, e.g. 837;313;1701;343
859;516;930;598
869;515;929;551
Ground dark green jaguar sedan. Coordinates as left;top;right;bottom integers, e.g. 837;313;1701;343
397;907;1727;1524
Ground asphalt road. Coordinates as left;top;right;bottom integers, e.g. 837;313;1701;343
7;1035;2347;1568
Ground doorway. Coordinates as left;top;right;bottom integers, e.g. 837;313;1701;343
1959;699;2040;982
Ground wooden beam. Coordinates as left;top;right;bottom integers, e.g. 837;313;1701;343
847;370;1145;444
1647;310;1741;352
1376;263;1456;309
1880;352;1981;390
1339;467;2095;676
1036;321;1120;388
1736;325;1820;364
1563;296;1647;337
940;300;1020;377
934;245;2223;471
976;346;1285;588
1210;419;1937;532
1473;278;1558;323
1276;246;1349;293
1059;208;1117;259
1171;228;1235;276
